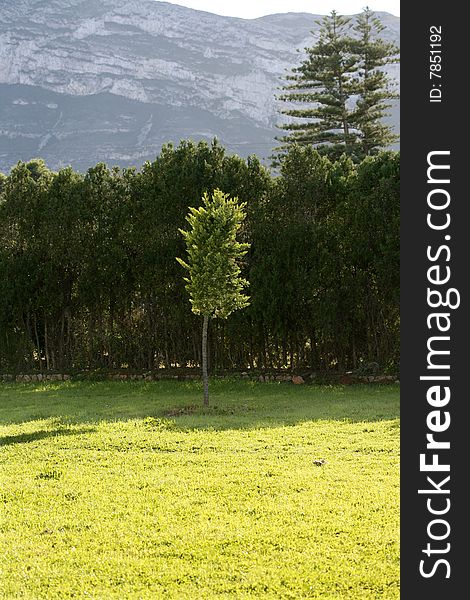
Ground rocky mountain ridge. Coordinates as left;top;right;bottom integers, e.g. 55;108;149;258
0;0;400;172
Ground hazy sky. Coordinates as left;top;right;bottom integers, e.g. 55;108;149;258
155;1;400;19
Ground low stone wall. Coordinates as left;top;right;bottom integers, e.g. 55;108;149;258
1;371;398;385
1;373;72;382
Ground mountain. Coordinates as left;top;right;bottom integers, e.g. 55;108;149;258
0;0;400;173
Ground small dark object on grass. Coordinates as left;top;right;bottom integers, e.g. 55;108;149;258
165;405;199;417
313;459;327;466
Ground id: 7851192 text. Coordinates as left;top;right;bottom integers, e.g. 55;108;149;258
429;25;442;103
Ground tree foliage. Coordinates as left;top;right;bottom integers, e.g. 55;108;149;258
0;140;399;375
177;189;250;404
278;11;358;160
276;8;399;162
177;189;249;319
351;8;399;156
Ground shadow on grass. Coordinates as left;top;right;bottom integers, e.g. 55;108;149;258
0;427;96;447
0;380;399;431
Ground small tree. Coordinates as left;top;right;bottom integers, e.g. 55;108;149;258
177;189;250;406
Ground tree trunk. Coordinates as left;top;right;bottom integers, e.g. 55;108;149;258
337;74;350;152
44;311;51;371
249;322;254;370
202;314;209;407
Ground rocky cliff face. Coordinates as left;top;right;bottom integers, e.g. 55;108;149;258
0;0;400;172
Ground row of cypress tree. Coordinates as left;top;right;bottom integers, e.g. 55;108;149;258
0;139;399;374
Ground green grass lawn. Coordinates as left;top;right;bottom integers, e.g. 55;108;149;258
0;380;399;599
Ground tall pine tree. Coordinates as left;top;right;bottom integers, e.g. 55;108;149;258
351;8;399;157
276;9;399;163
277;11;358;162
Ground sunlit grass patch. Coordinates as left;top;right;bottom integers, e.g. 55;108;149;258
0;380;399;598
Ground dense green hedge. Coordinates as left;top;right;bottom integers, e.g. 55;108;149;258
0;140;399;373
